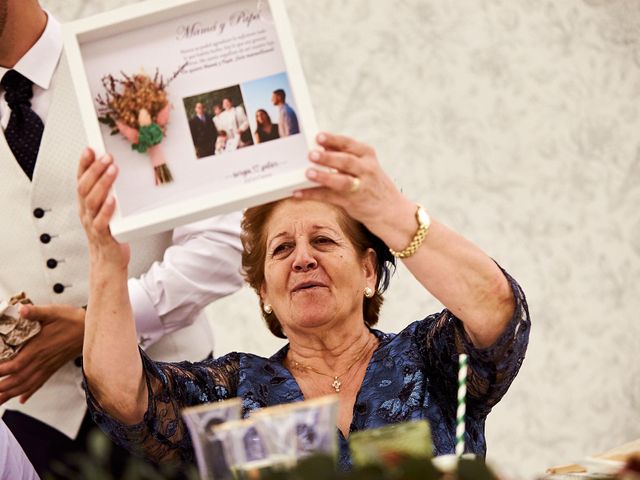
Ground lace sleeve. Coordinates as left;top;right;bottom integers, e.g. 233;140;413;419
84;349;241;465
416;268;530;420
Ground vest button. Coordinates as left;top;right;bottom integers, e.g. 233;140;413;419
33;208;45;219
46;259;58;269
40;233;51;244
53;283;65;294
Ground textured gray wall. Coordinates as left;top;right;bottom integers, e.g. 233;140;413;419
42;0;640;478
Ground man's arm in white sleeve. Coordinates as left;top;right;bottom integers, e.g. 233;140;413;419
127;211;244;348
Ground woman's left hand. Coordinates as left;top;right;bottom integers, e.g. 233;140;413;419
294;132;416;249
295;132;515;348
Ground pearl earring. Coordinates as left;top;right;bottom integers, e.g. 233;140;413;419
263;304;273;314
364;287;374;298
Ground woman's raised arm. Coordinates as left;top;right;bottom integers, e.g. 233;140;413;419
294;132;515;348
76;148;147;423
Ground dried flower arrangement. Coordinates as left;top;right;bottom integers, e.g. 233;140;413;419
95;63;187;185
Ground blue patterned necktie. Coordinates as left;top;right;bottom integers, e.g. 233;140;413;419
1;70;44;179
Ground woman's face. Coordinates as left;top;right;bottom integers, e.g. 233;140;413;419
260;200;376;336
256;111;266;124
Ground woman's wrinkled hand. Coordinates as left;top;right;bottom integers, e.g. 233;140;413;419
76;148;130;270
294;132;415;240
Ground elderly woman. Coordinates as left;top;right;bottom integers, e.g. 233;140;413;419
76;133;529;469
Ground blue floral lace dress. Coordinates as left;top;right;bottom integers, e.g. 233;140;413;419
85;271;530;470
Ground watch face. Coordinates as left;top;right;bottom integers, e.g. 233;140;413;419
417;206;430;227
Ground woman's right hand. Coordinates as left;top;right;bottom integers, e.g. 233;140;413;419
76;148;130;271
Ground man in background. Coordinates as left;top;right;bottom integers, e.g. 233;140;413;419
188;101;218;158
0;0;244;475
272;88;300;137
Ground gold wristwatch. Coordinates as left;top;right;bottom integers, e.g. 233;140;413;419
389;205;431;259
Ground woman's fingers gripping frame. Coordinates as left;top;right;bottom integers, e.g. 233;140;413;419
294;132;379;203
302;168;361;200
316;132;374;158
81;162;118;218
77;149;114;199
76;148;119;237
92;194;117;235
78;155;118;216
309;150;363;178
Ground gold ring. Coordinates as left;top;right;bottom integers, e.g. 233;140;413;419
349;176;361;193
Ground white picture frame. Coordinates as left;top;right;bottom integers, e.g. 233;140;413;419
63;0;317;242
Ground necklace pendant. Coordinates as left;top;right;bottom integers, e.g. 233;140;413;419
332;377;341;393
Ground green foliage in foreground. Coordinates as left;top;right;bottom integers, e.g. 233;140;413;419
266;454;499;480
43;429;499;480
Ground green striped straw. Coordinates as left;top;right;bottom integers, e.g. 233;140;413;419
456;353;468;456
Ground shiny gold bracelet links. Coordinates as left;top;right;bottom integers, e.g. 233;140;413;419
389;205;431;259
